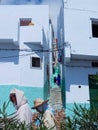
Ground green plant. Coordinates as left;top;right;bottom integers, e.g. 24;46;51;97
66;103;98;130
0;101;64;130
0;101;32;130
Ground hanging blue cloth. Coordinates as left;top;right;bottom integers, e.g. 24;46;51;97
56;74;61;86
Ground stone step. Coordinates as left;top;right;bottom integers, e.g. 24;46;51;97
49;87;63;110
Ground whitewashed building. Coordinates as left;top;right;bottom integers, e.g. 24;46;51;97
0;5;52;112
58;0;98;115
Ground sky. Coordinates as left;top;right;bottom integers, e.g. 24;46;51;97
0;0;62;37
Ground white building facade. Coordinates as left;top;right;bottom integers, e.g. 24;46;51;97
0;5;52;112
58;0;98;115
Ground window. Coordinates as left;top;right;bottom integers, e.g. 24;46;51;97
31;57;41;68
20;18;32;26
92;19;98;38
92;62;98;67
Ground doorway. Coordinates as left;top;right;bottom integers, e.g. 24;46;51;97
88;74;98;109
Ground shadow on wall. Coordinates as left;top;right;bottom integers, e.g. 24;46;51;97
66;68;89;92
0;42;19;64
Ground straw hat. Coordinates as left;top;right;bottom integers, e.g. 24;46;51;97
32;98;49;109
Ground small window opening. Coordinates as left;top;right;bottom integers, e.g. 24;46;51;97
92;62;98;67
92;20;98;38
20;18;32;26
31;57;41;68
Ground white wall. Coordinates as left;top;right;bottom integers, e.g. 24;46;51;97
0;5;49;87
0;61;20;85
64;0;98;57
60;0;98;106
66;65;98;103
0;5;49;43
63;0;98;11
0;42;20;85
19;51;44;87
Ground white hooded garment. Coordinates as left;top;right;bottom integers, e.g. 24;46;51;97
10;88;33;125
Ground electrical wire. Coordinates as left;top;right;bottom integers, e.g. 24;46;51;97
0;48;61;52
0;47;63;59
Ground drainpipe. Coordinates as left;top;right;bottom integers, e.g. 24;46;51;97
49;21;53;87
